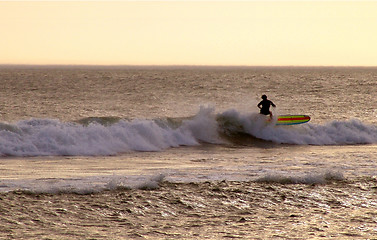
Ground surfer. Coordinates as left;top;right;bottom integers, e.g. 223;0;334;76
257;95;276;119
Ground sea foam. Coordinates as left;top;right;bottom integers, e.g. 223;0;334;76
0;107;222;157
0;118;199;157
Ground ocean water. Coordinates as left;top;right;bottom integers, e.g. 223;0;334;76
0;66;376;239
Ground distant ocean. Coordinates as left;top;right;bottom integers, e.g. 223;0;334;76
0;66;376;239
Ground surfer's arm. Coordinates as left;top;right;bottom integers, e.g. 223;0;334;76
271;101;276;108
257;102;262;109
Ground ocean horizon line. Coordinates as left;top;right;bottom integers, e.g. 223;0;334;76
1;64;376;69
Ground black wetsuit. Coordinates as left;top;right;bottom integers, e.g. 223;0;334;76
258;99;276;115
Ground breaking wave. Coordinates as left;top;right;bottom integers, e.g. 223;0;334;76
255;171;345;185
217;109;377;145
0;107;376;157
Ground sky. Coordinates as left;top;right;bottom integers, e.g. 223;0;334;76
1;1;377;66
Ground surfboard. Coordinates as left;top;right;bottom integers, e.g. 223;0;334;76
276;115;311;125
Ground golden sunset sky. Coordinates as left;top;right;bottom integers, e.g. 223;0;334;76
1;1;377;66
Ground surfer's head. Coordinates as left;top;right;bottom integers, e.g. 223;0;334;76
261;95;267;100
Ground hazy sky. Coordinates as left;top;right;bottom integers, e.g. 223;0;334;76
1;1;377;66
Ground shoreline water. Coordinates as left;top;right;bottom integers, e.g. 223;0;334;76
0;143;376;193
1;179;376;239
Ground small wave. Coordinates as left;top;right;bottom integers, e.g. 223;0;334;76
2;174;166;194
106;174;166;191
0;171;346;194
255;171;345;185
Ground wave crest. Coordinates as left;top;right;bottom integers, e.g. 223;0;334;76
0;107;376;156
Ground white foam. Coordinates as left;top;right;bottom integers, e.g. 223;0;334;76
0;117;200;156
181;105;223;144
220;109;377;145
0;174;166;194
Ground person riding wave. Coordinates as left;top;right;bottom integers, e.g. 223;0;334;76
257;95;276;119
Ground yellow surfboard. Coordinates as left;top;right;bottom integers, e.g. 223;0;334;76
276;115;311;125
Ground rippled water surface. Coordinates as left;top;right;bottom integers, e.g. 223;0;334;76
0;66;376;239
